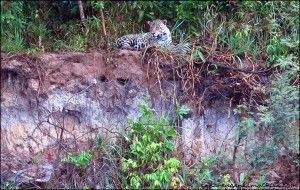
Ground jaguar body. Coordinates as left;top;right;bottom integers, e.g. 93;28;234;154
115;19;172;50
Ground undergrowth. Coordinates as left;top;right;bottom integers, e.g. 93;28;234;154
1;1;299;62
234;55;299;170
121;98;181;189
61;151;92;168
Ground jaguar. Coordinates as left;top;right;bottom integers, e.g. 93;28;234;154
115;19;172;50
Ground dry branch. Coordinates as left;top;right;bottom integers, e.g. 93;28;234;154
77;0;85;20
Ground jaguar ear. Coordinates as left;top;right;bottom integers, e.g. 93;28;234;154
162;19;167;24
147;21;151;25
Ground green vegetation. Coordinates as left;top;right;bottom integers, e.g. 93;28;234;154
121;99;180;189
255;174;267;188
1;1;299;62
1;181;17;190
234;61;299;169
193;156;218;187
174;105;191;119
62;151;92;167
1;0;299;189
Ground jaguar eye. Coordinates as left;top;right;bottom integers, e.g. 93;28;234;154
163;32;167;35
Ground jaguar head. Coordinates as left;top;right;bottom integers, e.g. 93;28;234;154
147;19;171;41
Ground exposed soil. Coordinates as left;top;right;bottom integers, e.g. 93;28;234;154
1;50;145;96
0;49;299;189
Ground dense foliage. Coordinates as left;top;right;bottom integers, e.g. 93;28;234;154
121;99;180;189
1;1;299;59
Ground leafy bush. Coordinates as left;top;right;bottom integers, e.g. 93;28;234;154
255;175;267;189
193;156;218;187
1;1;26;51
227;27;255;56
1;1;26;34
62;151;92;168
234;54;299;169
266;34;289;62
121;99;180;189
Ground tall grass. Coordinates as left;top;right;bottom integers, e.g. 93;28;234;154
1;1;299;61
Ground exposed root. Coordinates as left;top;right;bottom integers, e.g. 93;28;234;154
143;46;270;114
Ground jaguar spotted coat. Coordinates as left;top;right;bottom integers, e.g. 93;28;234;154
115;19;172;50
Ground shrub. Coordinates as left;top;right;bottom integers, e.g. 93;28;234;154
121;99;180;189
61;151;92;168
234;54;299;169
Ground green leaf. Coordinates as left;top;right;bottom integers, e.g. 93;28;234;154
138;11;145;22
165;158;180;169
131;123;143;130
239;172;248;185
166;128;177;137
175;105;191;119
164;141;174;150
154;180;161;187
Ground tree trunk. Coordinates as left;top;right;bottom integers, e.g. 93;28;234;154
77;0;85;20
100;8;108;49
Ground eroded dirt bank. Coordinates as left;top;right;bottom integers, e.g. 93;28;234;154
1;50;298;188
1;50;147;154
1;50;238;158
